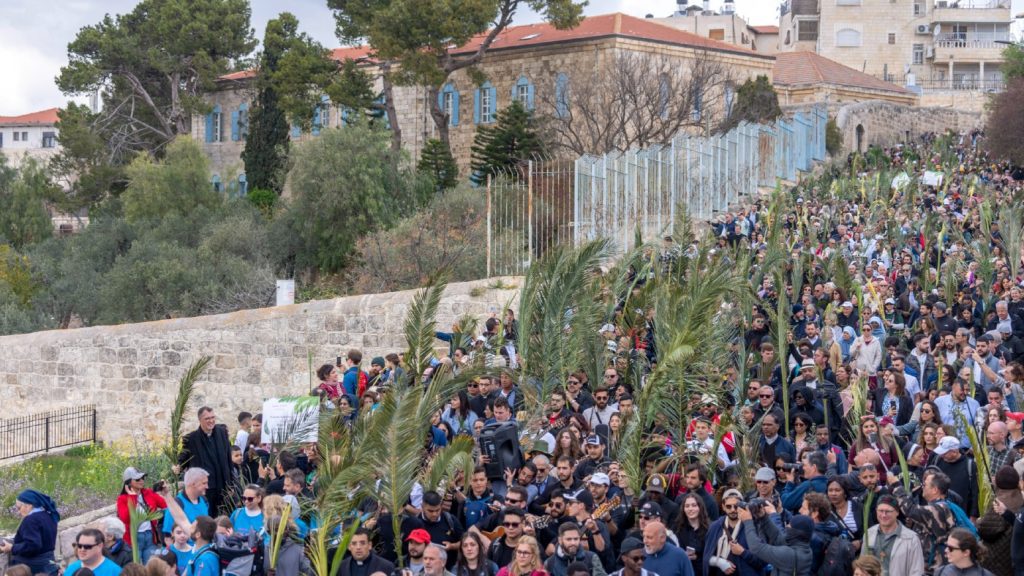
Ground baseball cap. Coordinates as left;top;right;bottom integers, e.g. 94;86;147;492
800;359;816;370
884;298;895;305
998;321;1013;334
934;436;961;456
589;472;610;486
841;301;854;308
620;537;644;556
639;501;663;518
754;467;776;482
406;529;432;544
1006;412;1024;424
645;474;666;493
122;467;146;482
585;434;604;446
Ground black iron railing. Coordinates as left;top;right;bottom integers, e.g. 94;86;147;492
0;405;97;460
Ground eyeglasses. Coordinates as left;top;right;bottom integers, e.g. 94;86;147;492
920;408;933;414
506;499;523;505
604;374;617;379
759;394;774;399
242;496;257;502
755;480;772;484
503;522;522;528
468;383;479;388
515;550;533;556
722;504;737;510
567;380;580;385
626;555;645;562
595;396;608;401
640;514;657;520
945;544;966;552
876;508;896;515
73;543;99;551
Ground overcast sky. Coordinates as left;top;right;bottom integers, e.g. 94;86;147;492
0;0;1019;114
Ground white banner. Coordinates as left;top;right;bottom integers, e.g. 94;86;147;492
261;396;320;444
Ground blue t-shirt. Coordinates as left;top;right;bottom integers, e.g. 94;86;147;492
163;493;209;534
172;544;195;575
229;508;264;535
185;545;220;576
67;558;122;576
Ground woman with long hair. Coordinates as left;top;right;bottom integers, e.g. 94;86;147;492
442;390;479;437
827;477;863;541
497;535;546;576
873;369;913;425
455;532;499;576
897;399;941;442
790;413;815;455
977;405;1006;441
850;417;898;470
552;429;583;463
228;484;264;535
939;528;995;576
316;364;343;401
675;493;710;568
115;468;167;563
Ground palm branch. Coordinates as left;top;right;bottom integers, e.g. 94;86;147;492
957;411;993;513
404;280;447;387
164;355;212;490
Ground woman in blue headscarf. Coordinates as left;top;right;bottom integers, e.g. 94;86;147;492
0;489;60;575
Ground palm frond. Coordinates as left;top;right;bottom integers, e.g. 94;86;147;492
164;355;212;489
420;436;476;493
405;279;448;387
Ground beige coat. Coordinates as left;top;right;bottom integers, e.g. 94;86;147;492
865;523;925;576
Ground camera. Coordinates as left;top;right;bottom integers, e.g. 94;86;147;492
780;463;802;471
736;498;769;517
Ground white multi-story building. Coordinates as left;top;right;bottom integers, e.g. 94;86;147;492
778;0;1015;110
0;107;60;167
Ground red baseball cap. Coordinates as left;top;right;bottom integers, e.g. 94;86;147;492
405;529;431;544
1006;412;1024;424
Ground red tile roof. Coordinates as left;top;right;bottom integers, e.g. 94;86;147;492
773;51;913;94
219;46;377;81
451;13;772;59
0;107;60;126
749;25;779;34
220;70;257;81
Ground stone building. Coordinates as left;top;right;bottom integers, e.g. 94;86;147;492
194;12;776;180
653;0;780;55
773;51;919;109
0;107;60;168
777;0;1014;112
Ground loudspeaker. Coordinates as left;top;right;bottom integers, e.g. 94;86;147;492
479;422;524;480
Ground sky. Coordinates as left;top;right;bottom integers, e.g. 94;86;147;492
0;0;1019;115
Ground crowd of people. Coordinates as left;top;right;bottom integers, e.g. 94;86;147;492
3;131;1024;576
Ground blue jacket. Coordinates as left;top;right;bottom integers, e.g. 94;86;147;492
703;517;768;576
342;366;363;397
10;510;57;573
644;542;694;576
781;475;829;513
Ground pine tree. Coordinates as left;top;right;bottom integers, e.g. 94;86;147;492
720;75;782;133
242;85;290;195
470;101;544;185
417;139;459;193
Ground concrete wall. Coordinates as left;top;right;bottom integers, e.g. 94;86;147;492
0;277;521;446
835;100;983;153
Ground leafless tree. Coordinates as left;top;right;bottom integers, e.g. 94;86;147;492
537;49;736;156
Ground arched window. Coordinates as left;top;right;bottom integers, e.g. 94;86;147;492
512;75;534;110
439;83;461;126
211;174;222;193
836;28;862;47
238;173;248;197
474;81;497;124
555;73;569;118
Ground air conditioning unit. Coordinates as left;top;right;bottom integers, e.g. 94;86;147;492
926;46;936;58
916;24;931;35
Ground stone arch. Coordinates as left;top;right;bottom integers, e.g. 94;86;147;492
855;124;865;153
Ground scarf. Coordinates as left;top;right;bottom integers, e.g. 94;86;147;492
715;519;742;563
840;326;857;360
16;489;60;524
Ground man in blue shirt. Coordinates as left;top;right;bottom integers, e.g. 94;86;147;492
184;517;220;576
643;521;693;576
163;468;210;535
66;528;122;576
780;451;829;513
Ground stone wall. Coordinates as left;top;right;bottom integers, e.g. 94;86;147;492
835;100;983;153
0;277;521;446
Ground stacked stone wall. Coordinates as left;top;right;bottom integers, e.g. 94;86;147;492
835;100;983;152
0;277;520;446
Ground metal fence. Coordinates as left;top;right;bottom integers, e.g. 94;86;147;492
484;106;828;274
574;106;828;250
0;405;96;460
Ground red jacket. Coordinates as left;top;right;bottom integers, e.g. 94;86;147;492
116;489;167;547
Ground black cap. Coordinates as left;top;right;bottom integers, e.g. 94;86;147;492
619;537;644;556
639;501;663;518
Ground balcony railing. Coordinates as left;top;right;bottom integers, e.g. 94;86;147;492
934;0;1011;9
935;34;1012;48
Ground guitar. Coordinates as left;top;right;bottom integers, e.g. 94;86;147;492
591;495;622;522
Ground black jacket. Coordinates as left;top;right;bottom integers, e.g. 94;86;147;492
339;553;395;576
179;423;233;492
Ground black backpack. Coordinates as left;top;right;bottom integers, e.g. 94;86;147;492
817;534;855;576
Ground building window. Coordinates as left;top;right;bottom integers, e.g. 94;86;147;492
21;131;27;141
238;104;249;140
797;20;818;42
836;0;861;4
211;174;222;193
913;43;924;65
439;83;461;126
836;28;862;47
42;132;56;148
888;32;897;44
474;81;496;124
913;0;925;16
513;75;534;110
13;132;19;142
0;133;3;148
555;73;569;118
206;105;223;142
709;28;725;40
238;173;247;197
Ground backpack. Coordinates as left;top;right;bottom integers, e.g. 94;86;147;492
817;534;855;576
942;500;980;538
187;533;261;576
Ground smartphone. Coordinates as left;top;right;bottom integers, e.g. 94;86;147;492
336;356;342;367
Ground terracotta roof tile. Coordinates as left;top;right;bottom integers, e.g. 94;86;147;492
773;51;913;94
749;25;779;34
450;13;771;59
0;107;60;126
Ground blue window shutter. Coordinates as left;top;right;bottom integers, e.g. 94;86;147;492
438;88;446;110
527;82;535;111
291;123;300;138
205;113;214;142
238;173;247;196
452;91;460;126
556;73;569;118
238;103;249;139
341;107;351;126
312;106;321;136
230;110;240;141
488;86;497;122
474;89;481;124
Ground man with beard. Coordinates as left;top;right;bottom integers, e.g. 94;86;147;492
643;521;694;576
574;435;609;481
935;379;981;449
485;508;526;568
543;523;607;576
965;336;1002;395
676;463;720;521
703;490;766;576
563;493;612;569
582;387;616;428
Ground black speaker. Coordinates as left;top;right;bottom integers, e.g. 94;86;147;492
479;422;524;480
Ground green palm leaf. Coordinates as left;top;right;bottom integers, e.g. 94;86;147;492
164;355;212;490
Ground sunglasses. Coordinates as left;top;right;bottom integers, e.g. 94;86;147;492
242;496;257;502
759;394;774;399
755;480;771;484
506;499;523;505
468;383;479;388
626;555;645;562
504;522;522;528
74;543;100;551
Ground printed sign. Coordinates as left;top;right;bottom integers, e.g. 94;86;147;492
261;396;320;443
